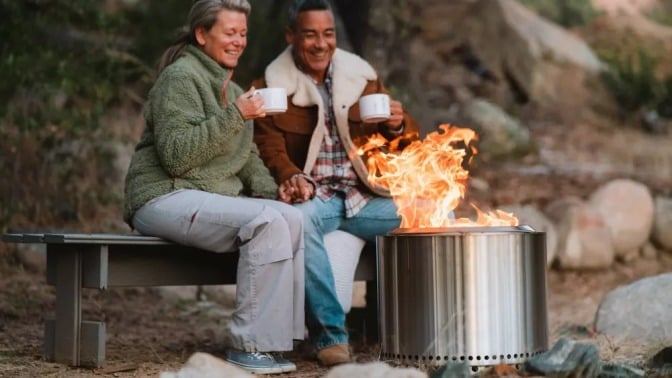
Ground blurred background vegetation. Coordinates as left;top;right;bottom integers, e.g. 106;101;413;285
1;0;672;235
0;0;298;233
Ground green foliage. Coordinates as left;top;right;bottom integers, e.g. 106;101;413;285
0;0;152;233
600;49;671;119
518;0;600;28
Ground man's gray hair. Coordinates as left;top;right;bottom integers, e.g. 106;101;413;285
287;0;333;30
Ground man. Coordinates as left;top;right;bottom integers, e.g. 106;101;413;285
252;0;420;366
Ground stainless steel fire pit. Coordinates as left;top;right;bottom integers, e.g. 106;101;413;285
377;225;548;370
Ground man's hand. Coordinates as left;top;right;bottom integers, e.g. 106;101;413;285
383;99;404;131
234;87;266;120
278;175;314;204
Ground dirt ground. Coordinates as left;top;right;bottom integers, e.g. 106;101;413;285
1;121;672;377
2;247;672;378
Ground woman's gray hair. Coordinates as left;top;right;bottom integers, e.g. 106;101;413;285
158;0;251;72
287;0;332;30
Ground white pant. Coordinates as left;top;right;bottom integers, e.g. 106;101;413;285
132;189;304;352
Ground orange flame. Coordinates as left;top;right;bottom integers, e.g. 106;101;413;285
359;124;517;228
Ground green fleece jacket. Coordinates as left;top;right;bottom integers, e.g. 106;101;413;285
123;45;277;225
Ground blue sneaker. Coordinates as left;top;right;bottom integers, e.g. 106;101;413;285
225;351;284;374
271;352;297;373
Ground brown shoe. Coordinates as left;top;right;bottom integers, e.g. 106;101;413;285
317;344;350;366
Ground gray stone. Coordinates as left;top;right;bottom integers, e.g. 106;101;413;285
457;98;534;159
525;337;601;377
594;273;672;344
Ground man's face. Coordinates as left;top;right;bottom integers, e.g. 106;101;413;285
285;10;337;83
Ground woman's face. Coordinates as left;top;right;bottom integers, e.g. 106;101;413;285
195;9;247;68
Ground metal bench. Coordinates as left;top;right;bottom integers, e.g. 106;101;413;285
1;232;379;367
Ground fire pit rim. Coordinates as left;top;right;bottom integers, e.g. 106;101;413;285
387;224;538;235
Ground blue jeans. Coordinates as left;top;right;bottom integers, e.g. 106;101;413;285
294;194;400;350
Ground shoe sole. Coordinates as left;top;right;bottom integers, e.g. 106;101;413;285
281;365;297;373
226;360;284;374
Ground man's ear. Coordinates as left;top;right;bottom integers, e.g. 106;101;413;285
284;26;294;45
194;27;206;46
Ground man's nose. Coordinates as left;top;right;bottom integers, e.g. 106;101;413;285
315;35;326;48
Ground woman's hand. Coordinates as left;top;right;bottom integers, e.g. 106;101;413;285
234;87;266;120
278;175;314;204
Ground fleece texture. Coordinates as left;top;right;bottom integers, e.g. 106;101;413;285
123;45;278;225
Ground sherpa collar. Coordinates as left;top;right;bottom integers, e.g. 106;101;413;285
264;46;377;108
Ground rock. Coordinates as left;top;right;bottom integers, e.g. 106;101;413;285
594;273;672;344
160;352;254;378
653;197;672;251
500;204;558;266
588;179;654;258
544;196;585;224
459;0;604;116
555;201;615;269
525;338;601;377
429;361;471;378
457;98;534;160
325;361;427;378
640;242;658;259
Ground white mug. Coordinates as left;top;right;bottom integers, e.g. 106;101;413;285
254;87;287;114
359;93;390;123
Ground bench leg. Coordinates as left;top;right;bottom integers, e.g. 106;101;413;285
45;246;106;367
49;247;82;365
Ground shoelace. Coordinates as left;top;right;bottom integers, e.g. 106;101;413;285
247;352;273;361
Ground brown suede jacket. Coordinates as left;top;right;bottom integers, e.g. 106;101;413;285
252;47;420;197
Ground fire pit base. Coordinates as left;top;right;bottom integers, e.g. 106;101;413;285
376;225;548;370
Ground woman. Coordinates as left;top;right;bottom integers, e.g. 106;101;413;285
123;0;303;374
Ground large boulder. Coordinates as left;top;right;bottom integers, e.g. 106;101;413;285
588;179;654;258
457;0;604;116
594;273;672;344
455;98;535;160
554;201;615;270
